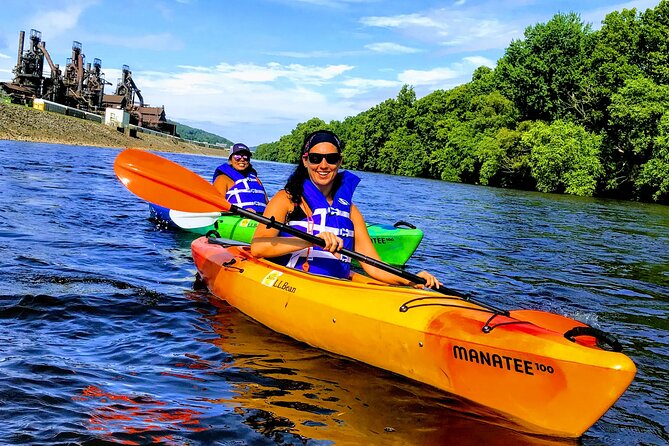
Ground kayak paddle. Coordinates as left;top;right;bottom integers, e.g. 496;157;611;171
169;209;221;229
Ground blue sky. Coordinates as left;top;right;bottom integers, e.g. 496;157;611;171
0;0;660;145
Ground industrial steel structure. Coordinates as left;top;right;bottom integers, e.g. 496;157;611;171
1;29;176;136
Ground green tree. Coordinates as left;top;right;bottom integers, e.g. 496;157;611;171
495;12;596;123
427;84;520;184
254;141;281;161
342;85;416;172
377;128;426;176
588;7;644;129
605;76;669;196
523;120;603;195
637;113;669;202
338;115;368;170
478;124;533;189
639;0;669;86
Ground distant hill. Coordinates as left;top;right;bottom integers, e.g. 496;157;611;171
170;121;233;147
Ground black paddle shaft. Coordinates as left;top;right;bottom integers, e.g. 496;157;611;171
231;205;509;315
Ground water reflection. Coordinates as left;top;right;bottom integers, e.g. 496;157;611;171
201;295;576;446
75;385;207;445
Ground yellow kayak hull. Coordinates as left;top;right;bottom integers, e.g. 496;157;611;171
191;237;636;437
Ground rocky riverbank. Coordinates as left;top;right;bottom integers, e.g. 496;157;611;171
0;102;229;157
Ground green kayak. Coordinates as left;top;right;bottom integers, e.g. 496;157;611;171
149;203;423;267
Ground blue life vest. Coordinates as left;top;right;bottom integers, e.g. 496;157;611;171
212;164;267;213
275;171;360;279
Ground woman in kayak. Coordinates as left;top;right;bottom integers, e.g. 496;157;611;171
213;143;268;213
251;130;440;288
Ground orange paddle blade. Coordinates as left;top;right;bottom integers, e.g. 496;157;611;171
113;149;231;213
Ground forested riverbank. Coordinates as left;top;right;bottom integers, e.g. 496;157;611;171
256;1;669;205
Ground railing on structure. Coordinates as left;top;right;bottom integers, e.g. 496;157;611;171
36;99;103;123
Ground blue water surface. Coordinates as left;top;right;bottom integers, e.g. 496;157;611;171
0;140;667;445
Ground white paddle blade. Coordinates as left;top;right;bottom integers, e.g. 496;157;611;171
169;209;220;229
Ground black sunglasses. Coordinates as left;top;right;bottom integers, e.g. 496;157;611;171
305;152;341;165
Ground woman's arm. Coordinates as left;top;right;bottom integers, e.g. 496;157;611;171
213;174;233;196
250;191;313;258
351;205;441;289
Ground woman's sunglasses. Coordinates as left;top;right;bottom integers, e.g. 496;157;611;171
232;154;250;161
305;152;341;165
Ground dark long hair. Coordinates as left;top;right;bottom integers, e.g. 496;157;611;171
284;129;343;205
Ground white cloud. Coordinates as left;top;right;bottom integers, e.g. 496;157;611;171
399;67;460;86
397;56;494;88
126;62;361;144
364;42;422;54
463;56;496;68
361;8;524;53
0;54;15;81
580;0;659;28
336;77;401;97
29;1;96;38
340;78;401;88
120;53;498;144
361;13;442;29
168;62;354;86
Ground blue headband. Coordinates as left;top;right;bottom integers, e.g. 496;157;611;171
303;131;342;154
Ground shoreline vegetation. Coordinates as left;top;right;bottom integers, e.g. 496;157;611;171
0;102;229;157
256;2;669;205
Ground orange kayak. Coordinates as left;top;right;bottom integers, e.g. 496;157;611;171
191;236;636;437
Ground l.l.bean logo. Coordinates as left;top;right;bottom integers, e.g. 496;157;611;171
261;270;283;287
239;219;258;228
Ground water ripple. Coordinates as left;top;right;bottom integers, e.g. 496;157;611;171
0;141;667;445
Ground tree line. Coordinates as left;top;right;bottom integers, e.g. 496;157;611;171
255;1;669;204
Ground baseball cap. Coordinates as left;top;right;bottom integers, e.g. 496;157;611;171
230;143;251;158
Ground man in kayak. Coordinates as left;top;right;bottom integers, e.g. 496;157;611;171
213;143;268;213
251;130;440;288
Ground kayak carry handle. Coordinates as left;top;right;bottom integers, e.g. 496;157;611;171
393;220;417;229
206;229;222;238
564;326;623;352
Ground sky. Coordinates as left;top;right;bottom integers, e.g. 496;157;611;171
0;0;661;145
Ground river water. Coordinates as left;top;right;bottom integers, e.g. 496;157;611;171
0;140;667;445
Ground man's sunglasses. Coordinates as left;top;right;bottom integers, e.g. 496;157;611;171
305;152;341;165
232;154;250;161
